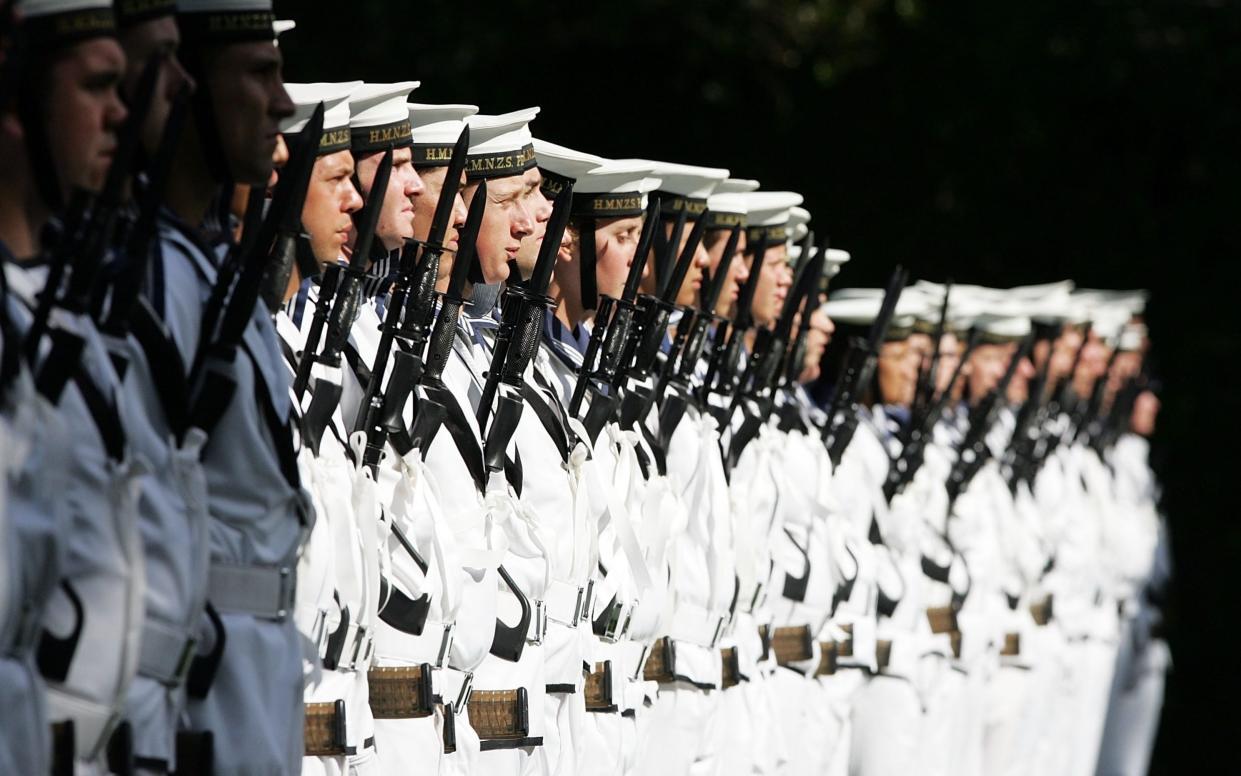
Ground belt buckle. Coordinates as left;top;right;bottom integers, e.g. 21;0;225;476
347;625;371;670
598;599;629;644
710;615;728;648
172;635;199;686
455;671;474;713
275;566;294;621
570;586;586;627
529;600;547;645
436;623;455;669
580;580;595;625
749;582;766;613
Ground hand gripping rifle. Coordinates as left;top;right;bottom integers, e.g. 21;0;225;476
945;334;1033;507
883;329;979;502
567;197;661;443
652;222;741;447
820;266;908;467
292;148;393;453
352;127;472;468
26;53;162;400
476;183;574;462
614;213;708;431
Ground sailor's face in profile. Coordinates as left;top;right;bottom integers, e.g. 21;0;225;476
45;37;128;195
202;40;293;185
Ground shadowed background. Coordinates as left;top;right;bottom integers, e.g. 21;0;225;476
277;1;1241;771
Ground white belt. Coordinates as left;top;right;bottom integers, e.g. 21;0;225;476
138;619;197;686
208;562;295;620
669;602;728;649
378;618;457;670
544;579;591;628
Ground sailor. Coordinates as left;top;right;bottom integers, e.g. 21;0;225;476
268;80;364;774
459;106;553;774
348;99;493;776
110;2;215;772
1094;311;1168;776
0;3;160;774
632;160;737;776
161;1;310;772
534;141;670;776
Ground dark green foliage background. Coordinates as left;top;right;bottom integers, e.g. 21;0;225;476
279;1;1241;769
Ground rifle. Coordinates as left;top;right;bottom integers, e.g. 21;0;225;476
26;53;163;399
1073;344;1119;446
292;148;393;456
721;232;819;464
352;126;471;468
733;229;817;408
477;182;574;467
820;266;908;467
567;197;661;442
910;280;952;426
98;87;192;337
699;231;768;410
652;222;742;444
615;213;709;430
883;329;979;502
945;334;1033;506
399;179;487;455
777;236;829;395
1003;334;1055;493
193;102;324;384
1029;322;1091;469
293;147;392;401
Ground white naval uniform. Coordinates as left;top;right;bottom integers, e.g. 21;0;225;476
100;246;213;774
277;284;382;775
0;283;70;776
6;263;147;773
338;292;498;776
162;218;313;775
1094;433;1169;776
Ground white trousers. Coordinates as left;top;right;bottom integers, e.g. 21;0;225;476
1094;633;1168;776
849;674;920;776
635;682;721;776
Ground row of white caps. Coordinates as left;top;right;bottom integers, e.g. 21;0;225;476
825;280;1148;350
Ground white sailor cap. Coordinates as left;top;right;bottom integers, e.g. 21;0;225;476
533;138;606;196
1072;288;1148;317
408;103;478;168
281;82;360;156
704;192;748;231
114;0;176;28
786;205;812;246
177;0;277;43
1118;321;1147;352
466;107;539;180
273;19;295;36
17;0;115;44
637;161;730;222
740;191;804;246
823;288;929;340
823;248;851;279
714;178;761;195
347;82;418;154
964;290;1033;343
